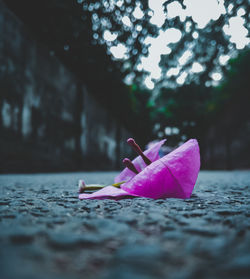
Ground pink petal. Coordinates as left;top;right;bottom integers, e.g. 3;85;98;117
114;139;166;183
161;139;200;198
78;186;138;200
121;139;200;199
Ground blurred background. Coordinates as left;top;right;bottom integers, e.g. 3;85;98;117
0;0;249;173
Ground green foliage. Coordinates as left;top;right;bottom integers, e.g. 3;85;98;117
150;84;208;140
210;50;250;118
150;49;250;146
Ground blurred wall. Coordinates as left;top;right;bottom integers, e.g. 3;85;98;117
0;0;132;172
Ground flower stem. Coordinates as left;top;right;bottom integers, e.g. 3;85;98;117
79;180;125;193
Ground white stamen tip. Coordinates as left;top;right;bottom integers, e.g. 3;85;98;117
78;180;86;193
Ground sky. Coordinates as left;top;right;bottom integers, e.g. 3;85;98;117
106;0;249;89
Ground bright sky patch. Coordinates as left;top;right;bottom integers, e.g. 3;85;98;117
110;44;127;59
191;62;204;73
103;30;118;42
100;0;249;89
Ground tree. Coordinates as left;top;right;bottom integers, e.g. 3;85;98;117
158;0;249;88
73;0;250;89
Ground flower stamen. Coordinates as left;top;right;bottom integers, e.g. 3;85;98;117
127;138;152;165
123;158;139;174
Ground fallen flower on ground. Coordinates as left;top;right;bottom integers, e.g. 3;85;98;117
79;138;200;200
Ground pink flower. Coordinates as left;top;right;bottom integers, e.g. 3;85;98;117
114;139;166;183
79;138;200;200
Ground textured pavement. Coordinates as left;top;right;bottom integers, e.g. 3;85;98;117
0;171;250;279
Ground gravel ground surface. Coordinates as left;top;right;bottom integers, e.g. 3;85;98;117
0;171;250;279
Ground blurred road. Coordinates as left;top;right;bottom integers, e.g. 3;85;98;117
0;171;250;279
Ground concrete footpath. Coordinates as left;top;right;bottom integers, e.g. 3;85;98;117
0;171;250;279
